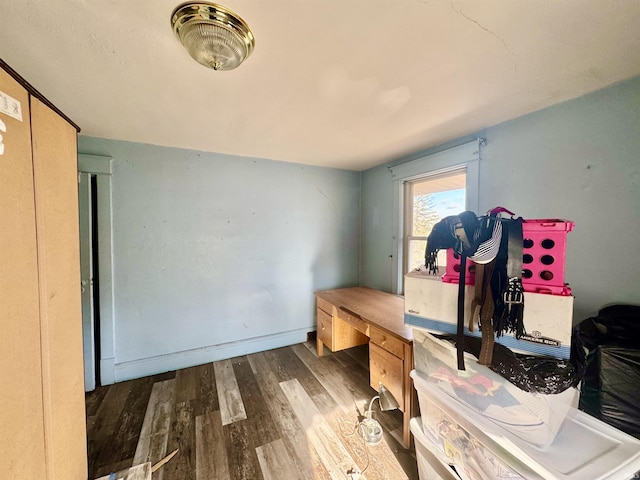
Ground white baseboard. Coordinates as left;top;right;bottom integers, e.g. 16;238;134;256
113;327;315;383
100;357;116;385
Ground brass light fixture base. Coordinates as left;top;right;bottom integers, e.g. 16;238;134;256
171;2;255;71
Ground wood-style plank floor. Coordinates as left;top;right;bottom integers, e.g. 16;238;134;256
86;341;419;480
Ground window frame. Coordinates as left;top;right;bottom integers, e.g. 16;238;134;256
389;139;482;294
403;170;467;275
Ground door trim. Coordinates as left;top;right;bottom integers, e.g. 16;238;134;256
78;172;95;390
78;154;115;385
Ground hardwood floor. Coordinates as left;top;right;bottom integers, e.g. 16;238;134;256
86;342;419;480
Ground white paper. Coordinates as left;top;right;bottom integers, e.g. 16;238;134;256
0;118;5;155
0;90;22;121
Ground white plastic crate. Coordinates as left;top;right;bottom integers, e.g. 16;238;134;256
412;328;578;447
412;369;640;480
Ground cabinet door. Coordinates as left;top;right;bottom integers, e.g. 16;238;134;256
0;68;48;479
31;97;87;480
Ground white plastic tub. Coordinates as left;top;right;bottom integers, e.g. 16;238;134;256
412;369;640;480
412;328;578;447
410;417;461;480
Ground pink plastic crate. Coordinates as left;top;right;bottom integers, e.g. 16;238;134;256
442;249;476;285
521;219;574;294
442;219;574;296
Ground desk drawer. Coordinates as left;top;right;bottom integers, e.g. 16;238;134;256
316;297;335;316
317;308;332;348
317;307;368;353
336;307;369;336
369;343;405;412
370;327;405;359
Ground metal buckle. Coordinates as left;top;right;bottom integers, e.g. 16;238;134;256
503;277;524;305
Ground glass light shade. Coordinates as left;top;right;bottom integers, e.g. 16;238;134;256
172;2;255;71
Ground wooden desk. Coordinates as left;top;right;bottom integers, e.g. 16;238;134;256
315;286;414;448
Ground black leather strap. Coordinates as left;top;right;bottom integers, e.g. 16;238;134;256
457;254;467;371
501;219;526;338
506;220;523;281
478;259;496;365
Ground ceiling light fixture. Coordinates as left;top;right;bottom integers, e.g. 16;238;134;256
171;2;255;71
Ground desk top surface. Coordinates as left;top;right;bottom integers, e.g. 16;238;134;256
315;286;412;342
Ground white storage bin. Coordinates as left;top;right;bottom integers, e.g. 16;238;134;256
412;328;578;447
411;369;640;480
411;417;461;480
412;371;525;480
404;271;573;359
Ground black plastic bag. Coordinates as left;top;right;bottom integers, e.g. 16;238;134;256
460;330;586;395
578;304;640;439
579;304;640;348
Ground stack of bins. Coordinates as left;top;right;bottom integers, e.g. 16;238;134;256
410;364;640;480
409;219;577;359
407;311;640;479
405;216;640;479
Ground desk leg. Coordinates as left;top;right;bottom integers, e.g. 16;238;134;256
401;384;418;448
402;342;414;449
403;409;411;449
316;338;324;356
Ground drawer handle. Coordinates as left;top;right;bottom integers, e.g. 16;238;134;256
338;306;361;319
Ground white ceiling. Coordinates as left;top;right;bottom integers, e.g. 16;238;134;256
1;1;640;171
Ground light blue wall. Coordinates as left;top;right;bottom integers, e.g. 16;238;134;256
361;75;640;323
78;138;360;381
79;75;640;382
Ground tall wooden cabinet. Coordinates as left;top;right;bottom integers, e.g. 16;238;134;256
0;60;87;479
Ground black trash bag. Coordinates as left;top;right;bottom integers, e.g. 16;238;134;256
579;304;640;348
459;330;586;395
433;331;586;395
578;304;640;439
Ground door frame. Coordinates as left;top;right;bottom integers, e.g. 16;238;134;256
78;154;115;386
78;171;96;390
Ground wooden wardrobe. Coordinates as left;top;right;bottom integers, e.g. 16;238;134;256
0;60;87;479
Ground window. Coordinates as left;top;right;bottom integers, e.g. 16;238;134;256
389;139;481;294
404;170;466;274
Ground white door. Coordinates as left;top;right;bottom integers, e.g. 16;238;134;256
79;172;96;391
